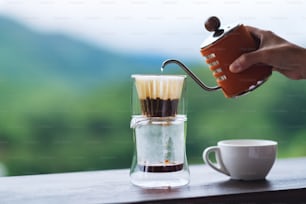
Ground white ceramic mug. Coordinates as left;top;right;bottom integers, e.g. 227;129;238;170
203;139;277;181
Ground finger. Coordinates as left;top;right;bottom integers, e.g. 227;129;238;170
229;51;263;73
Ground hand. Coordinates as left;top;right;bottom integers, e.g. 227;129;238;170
229;26;306;80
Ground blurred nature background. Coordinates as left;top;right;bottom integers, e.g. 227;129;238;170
0;0;306;176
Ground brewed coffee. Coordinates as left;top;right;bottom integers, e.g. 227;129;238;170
138;163;184;173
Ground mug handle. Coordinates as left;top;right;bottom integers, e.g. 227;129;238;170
202;146;230;176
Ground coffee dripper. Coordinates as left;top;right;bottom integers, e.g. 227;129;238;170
130;75;189;188
162;16;272;98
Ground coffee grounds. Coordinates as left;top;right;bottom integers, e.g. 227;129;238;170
140;97;179;117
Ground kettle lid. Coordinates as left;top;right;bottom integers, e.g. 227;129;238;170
200;16;239;49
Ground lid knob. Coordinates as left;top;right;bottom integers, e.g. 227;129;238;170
205;16;220;32
205;16;224;37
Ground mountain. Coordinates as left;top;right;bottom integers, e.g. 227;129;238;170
0;16;164;90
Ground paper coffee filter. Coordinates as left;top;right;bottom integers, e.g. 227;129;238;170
133;75;185;100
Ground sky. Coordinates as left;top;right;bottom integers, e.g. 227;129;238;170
0;0;305;60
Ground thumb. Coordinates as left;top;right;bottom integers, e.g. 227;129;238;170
229;51;263;73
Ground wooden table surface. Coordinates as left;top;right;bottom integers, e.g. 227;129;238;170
0;157;306;204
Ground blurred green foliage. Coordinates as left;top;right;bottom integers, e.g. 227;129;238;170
0;16;306;176
1;67;306;176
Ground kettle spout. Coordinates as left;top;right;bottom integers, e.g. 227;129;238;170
161;59;221;92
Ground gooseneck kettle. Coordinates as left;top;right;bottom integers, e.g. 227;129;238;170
162;16;272;98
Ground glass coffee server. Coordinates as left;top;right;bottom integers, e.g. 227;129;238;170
130;75;190;188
